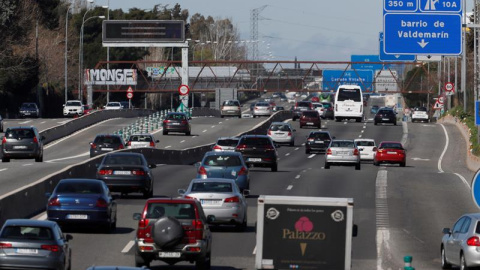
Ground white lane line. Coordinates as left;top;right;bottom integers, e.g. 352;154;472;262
376;169;391;270
202;130;207;133
294;148;299;151
438;124;449;173
252;246;257;255
226;119;230;121
454;173;471;189
122;240;135;253
36;213;47;220
40;121;46;124
46;152;90;163
295;175;300;179
344;122;347;125
363;126;367;129
218;122;223;124
308;154;316;159
192;136;198;139
361;130;365;133
286;185;293;190
151;127;164;135
165;146;171;149
0;168;7;172
22;164;33;166
180;140;185;143
301;143;305;146
211;126;215;128
358;135;362;138
285;153;290;156
19;120;32;124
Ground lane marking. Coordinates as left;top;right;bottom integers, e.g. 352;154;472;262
363;126;367;129
22;164;33;166
361;130;365;133
294;148;299;151
165;146;171;149
438;124;449;173
46;152;90;163
122;240;135;253
286;185;293;190
285;153;290;156
40;121;46;124
301;143;305;146
180;140;185;143
19;120;32;124
211;126;215;128
376;169;391;270
358;135;362;138
252;246;256;255
295;175;300;179
192;136;197;139
0;168;7;172
218;122;223;124
344;122;347;125
202;130;207;133
308;154;316;159
454;173;470;189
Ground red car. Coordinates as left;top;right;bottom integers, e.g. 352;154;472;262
374;141;406;167
311;96;320;102
299;110;321;128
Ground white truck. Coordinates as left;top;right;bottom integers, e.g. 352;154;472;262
255;195;356;270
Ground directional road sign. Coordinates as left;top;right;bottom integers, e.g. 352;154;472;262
383;0;462;55
472;168;480;209
322;70;374;92
351;55;386;71
476;101;480;126
379;32;416;61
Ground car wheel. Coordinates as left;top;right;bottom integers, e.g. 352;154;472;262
271;163;278;172
460;253;468;270
135;250;151;268
253;115;256;118
163;130;168;135
300;125;303;129
355;163;361;170
394;121;397;126
143;188;153;199
324;162;330;169
2;157;10;163
400;162;406;167
35;155;43;162
292;118;296;121
356;118;361;123
236;216;247;232
186;131;191;136
305;149;310;154
290;140;294;146
441;247;451;269
335;118;341;122
196;252;211;270
152;217;184;249
374;121;378;125
221;115;224;118
238;115;241;119
373;160;379;166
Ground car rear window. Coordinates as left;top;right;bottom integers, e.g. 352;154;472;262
331;141;355;148
21;103;37;109
217;139;239;147
94;136;122;144
337;88;361;102
240;137;272;146
166;114;186;120
356;141;375;147
1;226;53;240
378;110;394;114
56;182;102;194
6;128;35;139
322;103;332;108
309;133;331;140
204;155;242;166
146;203;195;219
256;102;269;107
380;143;403;149
302;111;318;117
297;102;311;107
223;100;239;106
129;135;152;142
270;124;290;131
191;182;233;193
103;155;143;165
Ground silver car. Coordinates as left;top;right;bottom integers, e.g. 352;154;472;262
267;122;295;146
441;213;480;269
324;139;361;170
220;100;242;118
212;137;240;152
126;133;159;149
253;102;272;118
178;178;249;231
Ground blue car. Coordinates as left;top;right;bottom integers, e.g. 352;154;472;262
371;105;379;114
46;179;117;233
196;151;250;191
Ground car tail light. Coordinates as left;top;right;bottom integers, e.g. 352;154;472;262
254;107;259;110
213;145;222;150
48;197;61;206
225;196;240;203
0;243;12;249
137;219;153;243
184;195;197;200
98;169;113;175
326;148;332;155
96;198;108;208
377;149;384;153
236;144;247;151
353;148;359;156
288;131;292;136
238;167;248;175
373;147;378;152
41;245;59;252
117;145;124;150
192;219;204;240
467;236;480;246
267;130;272;135
265;144;275;150
198;166;207;176
127;141;131;146
149;141;155;147
181;120;188;125
163;120;170;124
90;143;97;149
1;137;6;145
307;138;314;142
132;170;146;176
33;137;38;143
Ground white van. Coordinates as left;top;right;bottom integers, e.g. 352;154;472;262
334;85;364;122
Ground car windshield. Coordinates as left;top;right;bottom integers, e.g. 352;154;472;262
310;133;331;140
129;135;152;142
94;136;122;144
107;102;120;107
380;143;403;149
204;155;242;166
313;104;323;108
103;155;143;165
56;182;102;194
191;182;233;193
356;141;375;147
270;124;290;131
66;101;81;106
337;88;361;102
6;129;34;139
331;141;355;148
145;203;195;219
217;139;239;147
1;226;53;240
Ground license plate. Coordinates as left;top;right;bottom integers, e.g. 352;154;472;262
66;214;88;219
337;151;348;155
16;248;38;254
307;122;314;125
24;113;31;115
248;158;262;162
171;123;180;125
382;118;390;121
102;148;113;151
315;141;324;143
158;252;181;258
13;146;27;149
114;170;131;175
228;111;235;113
201;199;222;205
387;151;397;154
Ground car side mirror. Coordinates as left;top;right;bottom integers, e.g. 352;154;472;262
207;215;216;224
155;140;160;143
149;164;157;169
442;228;452;235
373;147;378;152
293;129;296;132
332;136;336;139
95;163;99;168
65;234;73;241
195;162;201;168
45;192;51;198
41;136;45;141
178;189;186;195
243;189;250;196
352;224;358;237
133;213;142;220
62;104;65;107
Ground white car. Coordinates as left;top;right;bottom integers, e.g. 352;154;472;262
312;102;325;115
126;133;158;149
267;122;295;146
63;100;84;117
104;102;123;110
354;139;376;161
411;107;429;122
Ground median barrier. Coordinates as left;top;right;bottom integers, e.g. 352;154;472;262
0;109;293;226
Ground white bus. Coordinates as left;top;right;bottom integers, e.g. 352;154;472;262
334;85;364;122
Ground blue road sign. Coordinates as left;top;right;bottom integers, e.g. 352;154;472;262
383;13;462;55
351;55;386;71
379;32;416;61
384;0;418;12
322;70;374;92
472;169;480;209
476;101;480;126
419;0;462;13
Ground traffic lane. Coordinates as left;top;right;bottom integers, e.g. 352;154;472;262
361;120;405;145
1;118;72;133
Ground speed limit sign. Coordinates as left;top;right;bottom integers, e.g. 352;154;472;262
178;84;190;96
445;82;455;92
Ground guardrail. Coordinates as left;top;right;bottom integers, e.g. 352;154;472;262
0;110;292;226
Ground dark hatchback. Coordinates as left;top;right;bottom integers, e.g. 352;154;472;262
96;152;156;198
162;112;191;136
374;108;397;125
235;135;278;172
19;102;40;118
46;179;117;232
89;134;125;158
305;131;333;154
299;110;321;128
292;101;313;121
1;126;44;162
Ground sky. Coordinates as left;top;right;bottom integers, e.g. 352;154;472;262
100;0;474;62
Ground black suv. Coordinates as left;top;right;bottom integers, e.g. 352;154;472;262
89;134;126;158
19;103;39;118
235;135;278;171
305;131;333;154
133;198;213;269
374;108;397;125
1;126;44;162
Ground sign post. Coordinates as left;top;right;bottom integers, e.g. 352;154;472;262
445;82;455;95
178;84;190;112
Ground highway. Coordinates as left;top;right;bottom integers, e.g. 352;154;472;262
1;97;477;270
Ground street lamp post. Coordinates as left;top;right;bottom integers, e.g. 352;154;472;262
64;4;73;103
